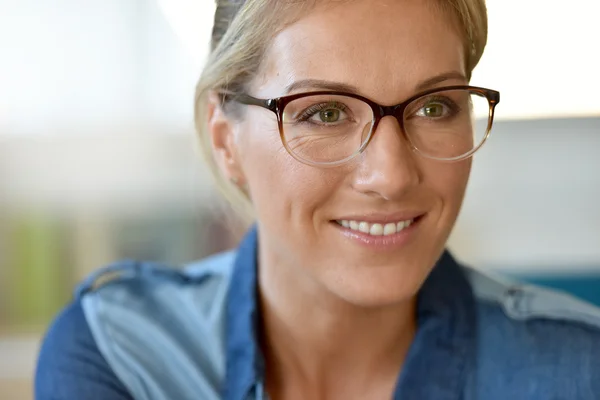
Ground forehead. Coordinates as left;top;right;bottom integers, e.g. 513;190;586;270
255;0;466;102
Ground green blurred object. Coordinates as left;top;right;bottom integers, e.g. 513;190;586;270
8;211;70;329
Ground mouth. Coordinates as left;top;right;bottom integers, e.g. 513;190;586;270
334;218;417;236
330;215;424;249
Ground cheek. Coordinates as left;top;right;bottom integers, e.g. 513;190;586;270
237;115;293;183
236;114;341;224
426;159;471;213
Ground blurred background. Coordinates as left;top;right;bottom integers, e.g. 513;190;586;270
0;0;598;398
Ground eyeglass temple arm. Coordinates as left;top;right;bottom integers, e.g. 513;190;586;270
225;93;278;113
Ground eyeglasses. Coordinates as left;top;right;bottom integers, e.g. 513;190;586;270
223;85;500;167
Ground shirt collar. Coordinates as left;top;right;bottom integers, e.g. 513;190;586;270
225;226;477;400
225;225;263;400
392;250;477;400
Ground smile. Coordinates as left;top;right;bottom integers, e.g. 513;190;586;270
336;219;415;236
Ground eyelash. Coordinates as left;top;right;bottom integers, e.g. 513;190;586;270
296;102;350;122
413;96;461;116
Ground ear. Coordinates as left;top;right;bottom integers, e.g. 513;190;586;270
206;92;245;184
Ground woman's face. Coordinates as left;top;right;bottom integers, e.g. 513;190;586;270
214;0;471;306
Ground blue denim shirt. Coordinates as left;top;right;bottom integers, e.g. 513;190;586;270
36;226;600;399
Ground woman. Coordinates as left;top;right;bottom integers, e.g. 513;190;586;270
36;0;600;399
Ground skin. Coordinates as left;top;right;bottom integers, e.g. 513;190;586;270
208;0;472;398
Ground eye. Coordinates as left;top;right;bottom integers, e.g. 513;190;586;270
312;108;343;123
416;102;447;118
297;101;352;125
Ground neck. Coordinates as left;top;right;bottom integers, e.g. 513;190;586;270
258;252;416;399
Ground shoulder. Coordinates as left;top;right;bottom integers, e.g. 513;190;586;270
35;300;133;399
462;265;600;398
77;251;237;331
72;251;236;400
78;251;237;312
77;250;237;299
464;265;600;327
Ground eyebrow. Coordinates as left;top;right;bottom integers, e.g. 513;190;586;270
285;79;360;94
414;71;468;91
284;71;468;96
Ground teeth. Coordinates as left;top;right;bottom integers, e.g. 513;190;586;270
369;224;383;236
383;223;396;235
358;222;370;233
337;218;415;236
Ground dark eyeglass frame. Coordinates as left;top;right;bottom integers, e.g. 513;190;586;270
222;85;500;167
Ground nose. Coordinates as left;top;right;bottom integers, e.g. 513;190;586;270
352;116;421;200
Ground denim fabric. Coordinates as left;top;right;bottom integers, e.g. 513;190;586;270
35;226;600;399
517;275;600;307
35;300;133;399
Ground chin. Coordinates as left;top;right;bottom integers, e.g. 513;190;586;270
322;260;430;308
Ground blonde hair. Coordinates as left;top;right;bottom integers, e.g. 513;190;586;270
194;0;488;227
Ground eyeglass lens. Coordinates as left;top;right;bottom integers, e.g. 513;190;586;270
281;89;491;164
